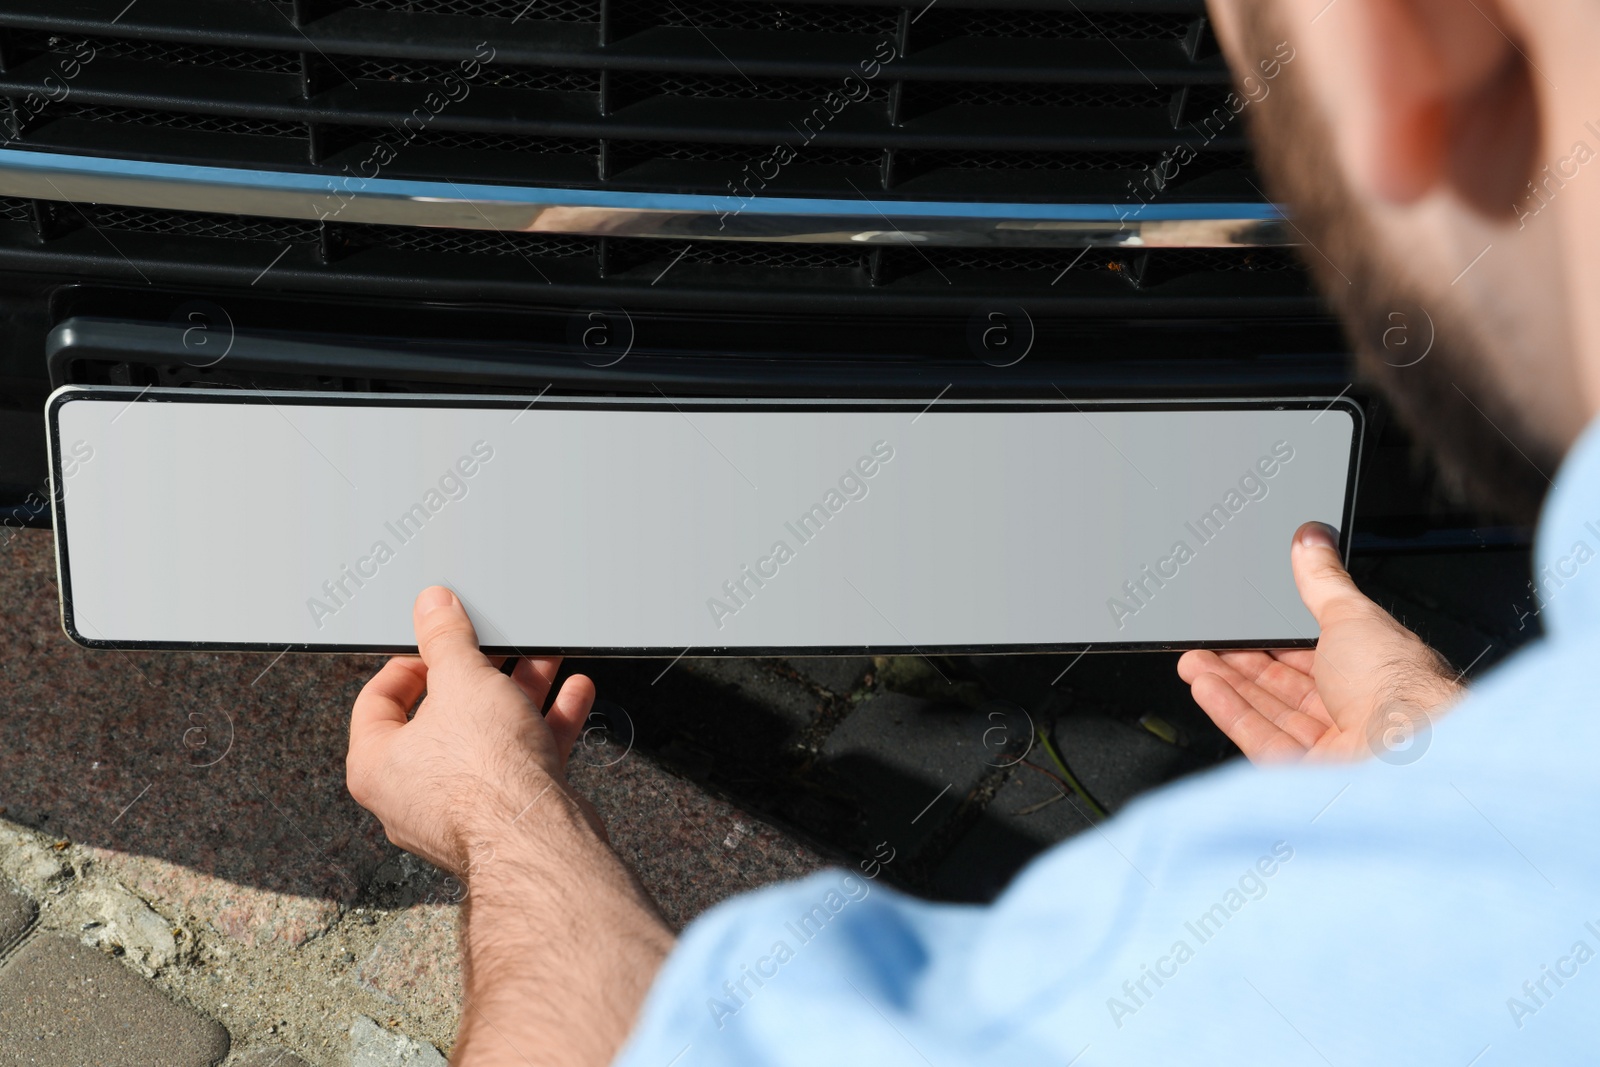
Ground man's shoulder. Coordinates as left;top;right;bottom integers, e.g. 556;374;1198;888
960;636;1600;1059
1031;632;1595;875
617;637;1600;1067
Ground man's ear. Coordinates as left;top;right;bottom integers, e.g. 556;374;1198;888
1215;0;1538;215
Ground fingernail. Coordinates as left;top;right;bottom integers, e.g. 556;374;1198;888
417;586;455;615
1298;522;1339;549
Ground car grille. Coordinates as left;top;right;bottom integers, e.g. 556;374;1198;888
0;1;1312;309
0;0;1251;203
0;195;32;223
355;0;600;21
0;193;1306;306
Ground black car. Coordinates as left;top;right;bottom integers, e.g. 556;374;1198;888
0;0;1510;557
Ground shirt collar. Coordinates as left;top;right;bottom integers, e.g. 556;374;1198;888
1533;415;1600;636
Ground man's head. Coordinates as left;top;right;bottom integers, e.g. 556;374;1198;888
1208;0;1593;520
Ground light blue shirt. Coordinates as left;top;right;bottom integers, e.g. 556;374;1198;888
615;421;1600;1067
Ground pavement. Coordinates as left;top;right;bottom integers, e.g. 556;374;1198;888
0;525;1537;1065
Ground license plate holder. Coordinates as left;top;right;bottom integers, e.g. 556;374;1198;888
48;387;1361;654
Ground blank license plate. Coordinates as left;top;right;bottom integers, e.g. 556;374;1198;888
48;387;1360;654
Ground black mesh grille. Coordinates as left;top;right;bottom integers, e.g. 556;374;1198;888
608;139;882;167
906;81;1174;111
882;246;1127;276
352;0;600;21
616;0;900;36
0;196;33;223
894;147;1254;177
918;8;1194;40
901;148;1156;173
888;245;1297;279
349;56;600;93
1152;149;1253;179
11;31;302;74
686;241;864;269
43;104;306;140
337;125;599;157
1185;87;1250;125
1150;248;1299;273
82;204;322;243
610;71;889;103
340;223;594;258
610;237;867;271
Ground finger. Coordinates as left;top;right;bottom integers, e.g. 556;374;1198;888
544;674;596;771
1270;648;1318;675
1290;522;1370;624
1190;673;1309;763
1216;650;1323;720
1182;650;1324;735
1199;656;1329;748
1177;648;1225;685
1183;648;1313;704
351;657;427;746
1185;649;1328;737
412;586;492;683
509;656;564;710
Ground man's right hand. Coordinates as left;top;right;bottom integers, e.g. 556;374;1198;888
347;588;674;1067
1178;522;1465;764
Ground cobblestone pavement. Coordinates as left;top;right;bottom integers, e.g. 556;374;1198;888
0;526;1536;1065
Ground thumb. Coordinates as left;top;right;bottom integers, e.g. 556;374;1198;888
1289;522;1366;623
412;585;491;679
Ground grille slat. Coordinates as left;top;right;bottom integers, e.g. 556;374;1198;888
352;0;600;21
6;58;1234;143
916;8;1194;41
902;81;1175;112
11;31;303;75
613;0;901;37
11;202;1303;300
12;87;1248;206
608;236;869;272
609;70;890;104
349;56;600;94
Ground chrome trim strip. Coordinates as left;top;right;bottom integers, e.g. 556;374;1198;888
0;148;1292;248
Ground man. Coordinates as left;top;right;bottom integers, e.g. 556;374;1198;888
344;0;1600;1061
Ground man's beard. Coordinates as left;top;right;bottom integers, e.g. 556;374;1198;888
1231;2;1560;524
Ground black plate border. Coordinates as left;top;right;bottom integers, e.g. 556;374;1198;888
47;386;1365;657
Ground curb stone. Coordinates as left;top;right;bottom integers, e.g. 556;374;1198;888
0;876;36;955
349;1014;447;1067
75;881;182;976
